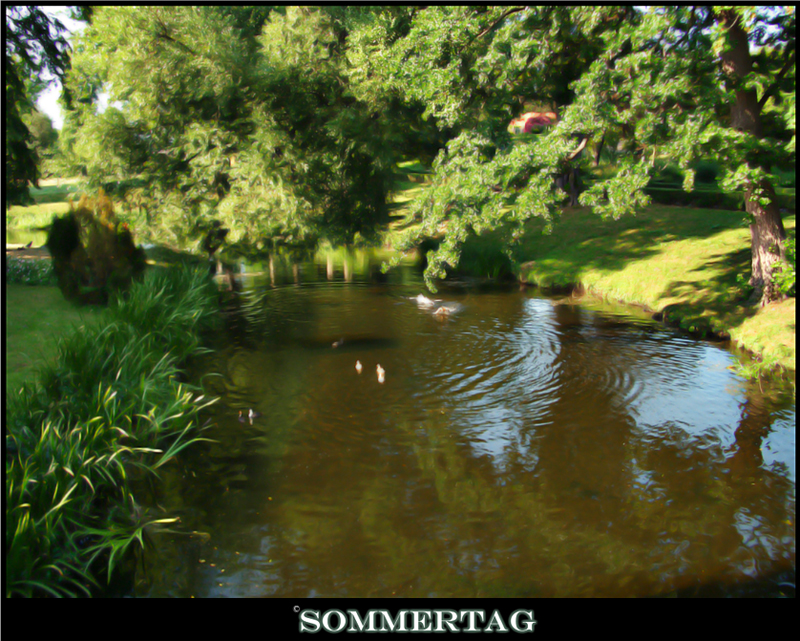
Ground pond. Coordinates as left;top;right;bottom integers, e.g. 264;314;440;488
134;252;795;598
5;229;49;247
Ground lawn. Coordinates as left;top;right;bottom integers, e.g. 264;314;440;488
513;206;796;370
4;284;102;395
4;177;84;229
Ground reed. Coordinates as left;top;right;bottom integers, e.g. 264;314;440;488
5;264;220;597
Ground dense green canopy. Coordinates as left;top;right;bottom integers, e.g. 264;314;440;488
50;6;798;300
62;7;419;252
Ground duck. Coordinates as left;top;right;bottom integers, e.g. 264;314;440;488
433;305;453;316
239;409;261;424
332;338;344;348
355;360;363;374
414;294;436;308
376;364;385;383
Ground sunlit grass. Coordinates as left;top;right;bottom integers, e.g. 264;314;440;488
5;178;84;230
6;201;71;230
514;206;795;371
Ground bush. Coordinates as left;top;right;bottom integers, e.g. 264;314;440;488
5;265;219;597
46;190;147;305
5;257;56;285
643;187;746;210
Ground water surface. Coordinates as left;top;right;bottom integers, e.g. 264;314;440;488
136;257;795;597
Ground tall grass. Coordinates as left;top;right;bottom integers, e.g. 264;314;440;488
5;264;220;597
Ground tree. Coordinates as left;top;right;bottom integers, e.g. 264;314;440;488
5;6;72;205
61;6;407;254
350;6;794;302
23;109;59;169
712;7;795;303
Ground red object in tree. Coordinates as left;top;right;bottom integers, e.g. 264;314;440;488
509;111;557;133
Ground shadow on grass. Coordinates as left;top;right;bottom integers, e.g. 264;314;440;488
511;206;748;286
656;246;757;336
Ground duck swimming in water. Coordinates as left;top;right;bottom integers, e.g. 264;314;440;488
355;360;363;374
332;338;344;348
414;294;436;308
239;409;261;424
376;364;385;383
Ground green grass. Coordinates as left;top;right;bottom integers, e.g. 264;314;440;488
5;177;85;229
513;206;795;371
6;200;72;230
5;285;102;396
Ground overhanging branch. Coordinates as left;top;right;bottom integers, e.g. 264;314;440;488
758;49;795;109
567;135;589;161
461;7;526;52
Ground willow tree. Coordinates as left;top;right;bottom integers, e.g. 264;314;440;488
350;6;794;302
61;6;407;254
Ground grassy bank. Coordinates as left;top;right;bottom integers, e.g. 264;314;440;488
509;205;795;372
5;265;220;597
5;284;101;396
5;178;83;229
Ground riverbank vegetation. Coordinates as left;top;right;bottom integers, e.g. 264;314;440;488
9;7;786;304
508;207;795;372
5;265;219;596
5;6;796;596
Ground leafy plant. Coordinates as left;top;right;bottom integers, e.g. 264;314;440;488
5;265;219;597
5;257;56;285
771;235;795;297
46;190;147;305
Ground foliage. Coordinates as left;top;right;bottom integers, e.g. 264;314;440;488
57;6;795;298
346;6;795;293
61;6;414;256
5;265;219;597
5;257;56;286
772;234;796;297
23;110;59;168
5;6;73;206
46;190;147;305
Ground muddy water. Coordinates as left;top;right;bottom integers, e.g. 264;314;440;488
136;257;795;598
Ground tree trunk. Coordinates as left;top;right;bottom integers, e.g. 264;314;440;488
746;182;786;305
594;134;605;167
717;9;786;306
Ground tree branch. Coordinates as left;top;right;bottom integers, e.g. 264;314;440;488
461;7;526;52
758;49;795;109
567;135;589;161
154;22;199;57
